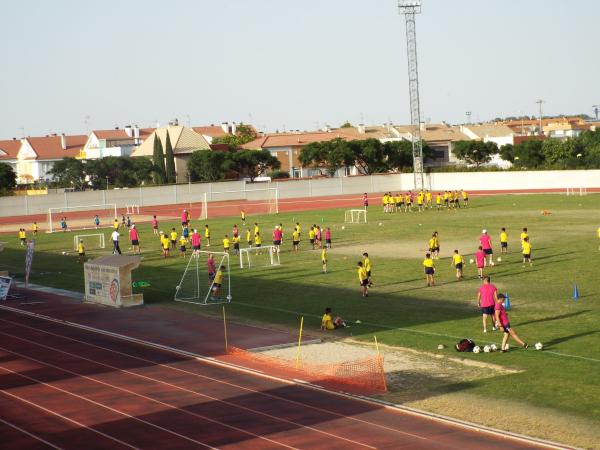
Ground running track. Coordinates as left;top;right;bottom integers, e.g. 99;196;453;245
0;309;555;449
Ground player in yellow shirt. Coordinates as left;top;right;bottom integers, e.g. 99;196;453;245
77;239;86;263
232;235;240;255
382;193;389;213
357;261;369;297
211;265;226;298
254;231;262;253
522;237;532;266
113;218;119;230
295;222;301;236
204;224;211;247
160;232;170;258
179;236;187;258
246;228;252;247
388;193;396;213
309;227;316;249
170;228;178;250
461;189;469;207
292;228;300;253
321;247;328;273
425;190;432;209
404;192;412;212
395;193;403;211
500;227;508;254
451;249;464;280
32;221;38;235
362;252;373;287
417;192;424;212
428;232;440;259
321;308;336;330
520;227;529;246
18;228;26;246
254;222;260;237
435;193;442;210
223;235;230;253
240;209;246;225
423;253;435;287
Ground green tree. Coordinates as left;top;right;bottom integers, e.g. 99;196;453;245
152;134;166;184
452;141;499;167
231;149;280;182
164;131;176;183
298;139;352;177
86;157;153;189
187;150;231;182
48;157;87;190
0;162;17;195
512;140;545;168
131;157;155;185
212;124;258;149
339;121;353;128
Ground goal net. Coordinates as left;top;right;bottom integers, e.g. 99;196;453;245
48;204;117;233
345;209;367;224
239;245;281;269
566;187;588;196
174;251;231;305
73;233;105;251
126;204;140;214
198;187;279;220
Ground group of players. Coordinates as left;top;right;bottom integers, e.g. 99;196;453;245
378;190;469;213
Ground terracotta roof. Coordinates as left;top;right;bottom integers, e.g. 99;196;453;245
0;139;21;160
241;131;365;149
25;135;87;160
394;124;469;142
93;129;132;140
192;126;229;138
462;124;514;138
138;128;155;139
329;125;399;140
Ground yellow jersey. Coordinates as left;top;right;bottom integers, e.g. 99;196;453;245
78;243;85;254
18;230;26;239
223;238;230;249
436;195;442;204
254;225;260;236
232;236;240;245
520;232;528;243
363;257;372;272
321;249;327;261
522;241;532;254
179;237;187;246
292;230;300;241
500;232;508;243
295;224;301;234
426;192;432;201
462;190;468;199
405;194;412;203
161;236;170;249
423;258;434;268
205;227;210;237
428;238;436;249
597;227;600;238
214;269;223;285
322;313;335;330
309;229;316;239
382;195;388;205
170;231;178;241
246;230;251;242
241;211;246;220
452;254;464;265
113;220;119;229
395;195;402;203
255;235;262;245
358;267;368;282
32;223;38;232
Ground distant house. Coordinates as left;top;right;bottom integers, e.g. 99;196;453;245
460;124;515;168
0;138;21;175
15;134;87;184
81;126;140;160
395;123;470;167
131;125;211;182
501;116;591;138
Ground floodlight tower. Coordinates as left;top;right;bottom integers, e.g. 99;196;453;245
536;99;544;136
398;0;424;191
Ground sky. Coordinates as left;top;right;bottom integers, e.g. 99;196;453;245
1;0;599;138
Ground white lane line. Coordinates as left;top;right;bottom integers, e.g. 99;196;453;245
0;417;62;450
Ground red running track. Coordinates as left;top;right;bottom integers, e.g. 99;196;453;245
0;308;555;450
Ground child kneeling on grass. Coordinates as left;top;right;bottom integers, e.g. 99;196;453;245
495;294;528;352
321;307;346;330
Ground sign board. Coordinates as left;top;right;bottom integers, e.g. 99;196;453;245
0;276;12;301
84;255;143;308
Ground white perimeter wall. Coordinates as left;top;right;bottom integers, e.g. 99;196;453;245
1;170;598;218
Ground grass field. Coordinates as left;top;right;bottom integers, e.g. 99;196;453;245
2;194;600;438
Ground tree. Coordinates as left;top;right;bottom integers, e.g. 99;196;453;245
298;139;351;177
511;140;545;168
86;157;153;189
164;131;177;183
348;139;388;175
187;150;231;182
212;124;258;149
152;134;166;184
231;149;280;182
48;157;87;190
339;121;353;128
0;162;16;195
452;141;498;167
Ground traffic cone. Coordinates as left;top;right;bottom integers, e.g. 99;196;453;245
504;293;511;310
573;284;579;300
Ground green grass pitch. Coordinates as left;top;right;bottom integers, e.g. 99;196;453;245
2;194;600;423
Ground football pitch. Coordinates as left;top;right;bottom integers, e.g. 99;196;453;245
2;193;600;442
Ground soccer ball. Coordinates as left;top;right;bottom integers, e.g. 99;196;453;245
490;344;498;352
490;261;495;267
469;259;474;264
62;251;66;255
175;285;180;290
472;346;481;354
497;257;502;263
437;344;445;350
341;226;345;230
483;345;491;353
535;342;544;351
226;295;232;301
378;222;383;226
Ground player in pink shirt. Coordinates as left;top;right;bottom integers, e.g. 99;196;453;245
363;193;369;209
479;229;494;267
191;229;201;256
475;246;486;279
207;253;216;285
272;226;282;253
152;216;159;235
325;227;332;249
495;294;529;352
232;224;239;238
129;224;141;254
477;276;498;333
181;210;189;226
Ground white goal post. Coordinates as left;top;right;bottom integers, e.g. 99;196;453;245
239;245;281;268
345;209;367;224
174;251;231;305
126;204;140;214
198;187;279;220
566;187;587;196
48;204;117;233
73;234;105;251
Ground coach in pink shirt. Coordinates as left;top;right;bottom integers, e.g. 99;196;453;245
129;225;140;254
191;229;201;255
479;229;494;266
477;276;498;333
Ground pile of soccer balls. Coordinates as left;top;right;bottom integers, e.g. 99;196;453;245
473;342;544;353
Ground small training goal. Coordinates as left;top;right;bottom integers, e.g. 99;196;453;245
239;245;281;269
566;187;588;196
126;204;140;214
345;209;367;224
47;204;117;233
174;251;231;305
73;234;105;251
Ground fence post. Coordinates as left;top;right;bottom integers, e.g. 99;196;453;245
139;187;143;207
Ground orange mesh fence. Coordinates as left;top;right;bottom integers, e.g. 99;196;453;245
227;346;387;393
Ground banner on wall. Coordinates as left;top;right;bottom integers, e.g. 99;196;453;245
0;276;12;301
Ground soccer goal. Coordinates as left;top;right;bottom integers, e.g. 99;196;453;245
48;204;117;233
73;233;105;251
566;187;588;196
239;245;281;269
174;251;231;305
198;187;279;220
126;204;140;214
345;209;367;224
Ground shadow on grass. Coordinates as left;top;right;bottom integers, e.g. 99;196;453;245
544;330;600;349
516;310;591;327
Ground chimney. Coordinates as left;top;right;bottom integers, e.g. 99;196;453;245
324;124;331;132
60;133;67;150
124;125;133;137
221;122;229;133
231;122;237;135
357;124;365;134
420;122;426;132
133;125;140;144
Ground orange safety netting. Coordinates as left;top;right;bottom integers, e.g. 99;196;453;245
227;346;387;393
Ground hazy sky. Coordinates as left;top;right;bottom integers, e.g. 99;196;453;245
1;0;598;138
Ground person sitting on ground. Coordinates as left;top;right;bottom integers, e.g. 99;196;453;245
321;307;346;330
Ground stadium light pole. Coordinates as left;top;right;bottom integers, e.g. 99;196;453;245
536;99;544;136
398;0;425;191
466;111;472;124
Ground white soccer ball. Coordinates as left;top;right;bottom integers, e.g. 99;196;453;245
341;226;345;230
535;342;543;351
490;344;498;352
175;285;180;290
226;295;232;301
483;345;491;353
437;344;445;350
469;259;474;264
490;261;495;267
62;251;66;255
472;346;481;354
497;257;502;263
378;222;383;226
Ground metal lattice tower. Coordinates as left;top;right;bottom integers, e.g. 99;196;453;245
398;1;424;191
